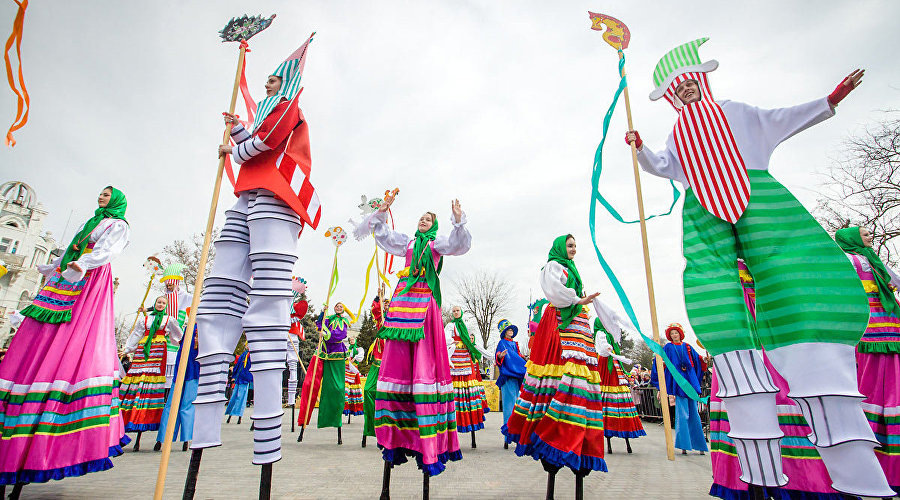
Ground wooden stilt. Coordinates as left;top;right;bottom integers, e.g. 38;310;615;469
362;434;367;448
8;484;22;500
226;415;232;424
1;484;6;497
606;436;612;454
290;405;295;433
182;449;203;500
133;431;143;452
748;484;766;500
183;441;190;452
347;413;351;424
154;441;162;452
470;431;476;449
625;437;633;454
337;427;343;445
297;425;305;442
541;459;560;500
379;461;392;500
259;463;272;500
422;472;430;500
574;469;590;500
237;416;242;425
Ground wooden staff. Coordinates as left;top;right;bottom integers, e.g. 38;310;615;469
152;40;249;500
617;49;675;461
299;247;339;432
128;269;157;334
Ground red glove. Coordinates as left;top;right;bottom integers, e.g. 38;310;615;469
828;69;864;106
624;130;643;149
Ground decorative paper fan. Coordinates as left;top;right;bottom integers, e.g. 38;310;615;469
324;226;347;247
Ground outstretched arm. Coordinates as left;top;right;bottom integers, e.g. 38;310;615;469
433;200;471;256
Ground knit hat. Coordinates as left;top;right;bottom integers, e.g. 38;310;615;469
649;37;718;102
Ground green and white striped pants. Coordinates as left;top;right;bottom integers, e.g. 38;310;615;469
682;170;869;356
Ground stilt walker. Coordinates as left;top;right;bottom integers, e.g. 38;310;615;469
159;264;189;392
445;306;491;448
353;195;471;499
344;337;365;420
120;295;184;450
225;351;252;423
159;15;322;500
287;277;309;423
0;186;129;495
592;317;645;454
155;322;200;452
362;293;389;447
624;32;892;495
495;319;526;450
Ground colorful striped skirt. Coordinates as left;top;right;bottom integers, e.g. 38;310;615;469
0;263;128;485
503;308;607;472
710;353;842;499
344;359;364;416
120;335;168;432
600;360;645;439
375;296;461;476
857;350;900;491
450;343;487;433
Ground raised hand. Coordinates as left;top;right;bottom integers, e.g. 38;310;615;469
451;199;462;223
577;291;601;305
828;69;865;106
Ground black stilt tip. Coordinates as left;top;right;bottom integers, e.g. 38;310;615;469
259;463;273;500
182;449;203;500
422;471;430;500
471;431;477;449
606;436;612;454
183;441;190;452
379;461;392;500
347;413;352;424
8;483;23;500
541;459;560;500
153;441;162;452
226;415;232;424
1;484;6;498
681;449;687;455
297;425;305;443
291;405;295;433
133;431;142;452
250;421;255;431
747;484;766;500
574;469;590;500
625;438;633;454
338;427;343;445
362;434;367;448
237;416;242;425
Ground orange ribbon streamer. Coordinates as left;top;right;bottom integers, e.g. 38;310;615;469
4;0;28;147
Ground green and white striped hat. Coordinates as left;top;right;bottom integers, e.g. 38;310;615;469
649;37;718;101
160;263;185;283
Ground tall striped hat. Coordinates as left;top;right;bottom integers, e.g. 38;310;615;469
649;37;718;102
251;34;314;132
159;263;185;283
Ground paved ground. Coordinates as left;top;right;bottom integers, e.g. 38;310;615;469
17;410;713;499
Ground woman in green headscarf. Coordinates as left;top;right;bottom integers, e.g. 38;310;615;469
444;305;492;447
355;196;471;491
0;186;131;488
119;295;184;448
835;226;900;489
503;234;615;497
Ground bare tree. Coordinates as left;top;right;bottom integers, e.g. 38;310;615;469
161;228;220;290
814;113;900;266
452;270;515;350
114;314;131;349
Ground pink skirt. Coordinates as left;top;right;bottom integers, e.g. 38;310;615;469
0;263;127;484
857;350;900;489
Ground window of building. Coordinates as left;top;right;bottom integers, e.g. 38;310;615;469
11;241;18;254
5;221;18;228
0;238;10;253
31;249;46;267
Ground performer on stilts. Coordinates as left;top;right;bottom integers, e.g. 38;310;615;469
593;317;645;454
225;350;252;424
445;306;492;448
155;322;200;452
186;32;322;495
354;196;471;499
711;261;845;499
0;186;129;496
496;319;526;450
120;295;184;450
362;294;389;447
287;277;308;413
503;234;613;499
651;324;707;455
625;37;891;496
159;264;189;393
835;227;900;492
344;337;365;420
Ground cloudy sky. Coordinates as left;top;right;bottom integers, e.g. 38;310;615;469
3;1;899;350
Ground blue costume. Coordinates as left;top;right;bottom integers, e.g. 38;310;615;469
156;326;200;443
652;323;707;453
225;351;253;418
494;320;527;438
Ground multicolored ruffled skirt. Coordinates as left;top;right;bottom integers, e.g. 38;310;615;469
503;308;607;472
600;360;645;439
0;263;128;485
120;335;168;432
450;344;487;433
344;359;364;416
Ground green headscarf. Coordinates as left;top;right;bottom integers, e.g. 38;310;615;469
835;227;900;317
452;311;481;361
547;234;583;329
398;216;444;306
594;317;620;372
144;306;166;359
59;186;128;271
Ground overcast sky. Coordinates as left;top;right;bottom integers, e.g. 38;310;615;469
2;1;899;350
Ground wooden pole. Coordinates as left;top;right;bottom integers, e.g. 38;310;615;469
152;42;249;500
617;49;675;461
128;271;157;333
299;248;339;430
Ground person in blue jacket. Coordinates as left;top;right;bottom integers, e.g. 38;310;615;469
652;323;707;454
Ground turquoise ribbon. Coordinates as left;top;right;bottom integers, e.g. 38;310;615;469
588;51;707;404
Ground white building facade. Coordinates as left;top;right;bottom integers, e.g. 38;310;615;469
0;181;57;346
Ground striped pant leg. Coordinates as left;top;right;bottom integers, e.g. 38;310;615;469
244;189;301;464
287;360;299;403
681;189;758;356
192;195;253;450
